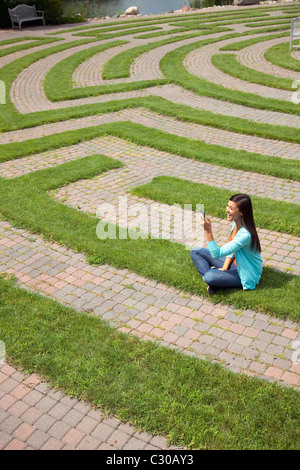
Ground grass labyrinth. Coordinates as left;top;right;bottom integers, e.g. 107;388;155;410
0;3;299;449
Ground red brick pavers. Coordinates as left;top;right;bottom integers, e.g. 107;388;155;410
1;106;300;159
184;34;293;101
9;26;232;114
237;36;299;81
152;84;300;129
0;220;299;392
0;134;299;274
0;364;180;450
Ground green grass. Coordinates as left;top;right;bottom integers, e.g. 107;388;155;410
43;39;167;101
1;120;299;182
75;25;164;40
219;32;289;51
245;19;292;28
160;36;300;116
1;274;299;450
264;41;300;72
0;154;299;322
101;29;229;80
0;36;62;58
140;97;300;147
134;25;219;40
135;12;274;40
212;53;293;91
130;176;300;236
1;5;300;449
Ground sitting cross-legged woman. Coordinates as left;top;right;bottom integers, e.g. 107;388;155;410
190;194;262;295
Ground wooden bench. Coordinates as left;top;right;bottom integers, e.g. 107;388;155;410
8;4;45;30
290;16;300;50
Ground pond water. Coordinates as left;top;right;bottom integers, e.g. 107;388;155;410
64;0;194;18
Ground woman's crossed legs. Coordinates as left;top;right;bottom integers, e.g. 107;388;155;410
190;247;242;290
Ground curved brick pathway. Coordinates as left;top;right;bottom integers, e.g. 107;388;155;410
291;49;300;61
1;4;300;450
184;35;293;101
152;84;300;128
0;107;299;160
237;36;298;80
0;220;299;385
49;135;300;273
10;30;230;113
1;134;299;272
0;363;180;450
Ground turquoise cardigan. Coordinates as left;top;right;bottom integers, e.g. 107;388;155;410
207;223;262;290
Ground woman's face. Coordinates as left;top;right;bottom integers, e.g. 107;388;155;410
226;201;243;223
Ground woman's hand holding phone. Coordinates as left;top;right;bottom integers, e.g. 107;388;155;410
200;210;214;242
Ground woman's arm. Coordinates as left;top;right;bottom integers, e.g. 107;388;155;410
208;231;250;259
220;224;237;270
203;216;214;242
220;257;234;271
203;216;250;260
204;217;234;269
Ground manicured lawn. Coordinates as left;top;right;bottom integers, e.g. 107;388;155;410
1;122;299;181
1;274;299;450
212;53;293;91
264;41;300;72
160;37;300;116
0;3;299;450
0;156;298;322
130;176;300;237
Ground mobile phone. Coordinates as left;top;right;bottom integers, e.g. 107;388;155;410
200;209;205;218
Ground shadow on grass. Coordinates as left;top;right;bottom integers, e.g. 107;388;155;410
0;155;299;323
210;266;299;322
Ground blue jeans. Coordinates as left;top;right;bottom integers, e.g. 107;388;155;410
190;247;242;289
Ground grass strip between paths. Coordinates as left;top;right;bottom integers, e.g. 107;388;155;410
0;36;62;58
100;30;228;80
43;39;168;101
130;176;300;237
211;53;293;91
264;41;300;72
46;8;271;35
0;154;299;322
0;274;299;450
219;32;289;51
160;37;300;116
0;121;299;182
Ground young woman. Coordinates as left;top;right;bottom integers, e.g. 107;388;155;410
190;194;262;295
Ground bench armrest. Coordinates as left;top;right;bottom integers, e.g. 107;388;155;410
9;12;19;19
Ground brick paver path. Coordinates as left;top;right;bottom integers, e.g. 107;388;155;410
1;3;299;450
184;36;293;101
237;36;300;80
0;363;179;450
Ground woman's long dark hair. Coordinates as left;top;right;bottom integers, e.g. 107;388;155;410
230;194;261;253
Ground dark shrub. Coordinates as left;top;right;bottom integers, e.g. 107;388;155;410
0;0;64;28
